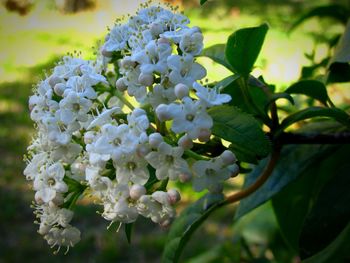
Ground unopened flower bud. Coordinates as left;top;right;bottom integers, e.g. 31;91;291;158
116;78;127;92
138;73;154;87
149;133;163;149
156;104;172;121
198;129;211;142
178;134;193;150
228;163;239;178
38;224;50;235
191;26;202;33
130;184;146;200
54;83;66;96
179;172;192;183
150;22;164;36
137;144;151;157
49;76;62;89
101;47;113;58
158;37;170;45
220;150;237;165
174;83;189;99
167;189;181;204
132;108;146;117
121;57;135;68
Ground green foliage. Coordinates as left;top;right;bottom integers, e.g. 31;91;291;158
201;44;234;72
289;4;349;33
285;80;330;106
208;105;271;163
277;107;350;135
225;23;269;76
162;194;224;263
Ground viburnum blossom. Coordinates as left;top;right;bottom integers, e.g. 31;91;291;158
24;3;238;253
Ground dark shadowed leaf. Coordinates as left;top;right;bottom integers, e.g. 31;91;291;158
125;223;133;244
299;158;350;259
272;144;349;252
225;24;268;76
285;80;329;106
302;223;350;263
200;0;208;5
235;144;335;220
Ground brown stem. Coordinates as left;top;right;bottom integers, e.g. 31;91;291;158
222;147;281;205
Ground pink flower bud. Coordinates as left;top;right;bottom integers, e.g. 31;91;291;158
49;76;62;89
150;22;164;36
167;189;181;204
198;129;211;142
101;47;113;58
158;37;171;45
179;172;192;183
228;163;240;178
178;134;193;150
130;184;146;200
174;83;189;99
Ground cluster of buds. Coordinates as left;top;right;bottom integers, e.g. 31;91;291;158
24;3;238;252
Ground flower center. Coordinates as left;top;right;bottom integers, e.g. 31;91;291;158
127;162;136;171
165;155;174;164
113;138;122;146
186;114;194;122
72;103;81;111
205;168;216;176
47;178;56;186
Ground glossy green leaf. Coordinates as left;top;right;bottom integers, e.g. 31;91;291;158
272;144;349;252
289;5;349;32
285;80;329;106
278;107;350;134
162;194;224;263
208;105;271;162
201;44;234;71
225;23;268;75
235;144;333;220
125;223;133;244
302;223;350;263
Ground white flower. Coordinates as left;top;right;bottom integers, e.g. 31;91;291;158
168;97;213;139
103;24;131;53
145;142;190;180
58;91;92;125
179;31;203;56
167;54;206;86
193;82;231;107
114;152;149;185
192;159;232;193
132;40;172;75
24;152;49;181
87;106;121;130
33;163;68;203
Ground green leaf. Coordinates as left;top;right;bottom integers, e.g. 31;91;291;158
302;223;350;263
162;193;224;263
235;144;334;220
201;44;234;71
225;23;268;76
200;0;208;5
299;158;350;258
125;223;133;244
277;107;350;135
285;80;329;106
289;5;349;32
272;144;349;252
208;105;271;163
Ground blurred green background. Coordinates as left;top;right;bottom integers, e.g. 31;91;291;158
0;0;349;262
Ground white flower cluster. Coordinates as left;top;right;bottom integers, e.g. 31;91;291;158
24;3;238;252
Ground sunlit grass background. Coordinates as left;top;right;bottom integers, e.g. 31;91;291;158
0;0;348;262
